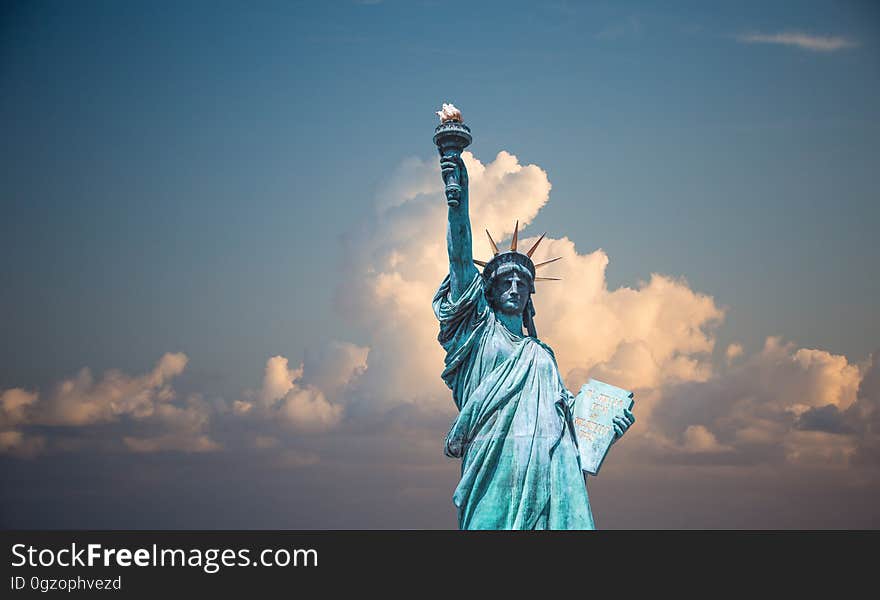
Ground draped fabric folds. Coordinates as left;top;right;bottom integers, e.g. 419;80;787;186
433;272;594;530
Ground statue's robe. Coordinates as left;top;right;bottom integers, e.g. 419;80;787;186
433;271;594;530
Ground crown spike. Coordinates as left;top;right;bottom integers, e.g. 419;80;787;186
535;257;562;269
486;230;499;255
510;220;519;251
534;276;561;281
526;232;546;258
473;259;488;267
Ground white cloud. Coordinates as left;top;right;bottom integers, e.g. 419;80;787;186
0;353;217;456
339;150;555;409
682;425;732;453
340;150;723;429
259;355;298;407
301;342;369;398
123;395;220;453
236;342;369;433
2;147;877;488
38;352;188;426
532;241;723;393
333;149;880;476
736;31;858;52
279;387;343;432
651;337;869;467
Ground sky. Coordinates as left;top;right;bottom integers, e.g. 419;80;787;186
1;0;879;528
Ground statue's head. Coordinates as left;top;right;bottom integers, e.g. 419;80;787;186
476;222;562;336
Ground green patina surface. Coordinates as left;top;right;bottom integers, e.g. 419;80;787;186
431;110;632;530
434;272;595;529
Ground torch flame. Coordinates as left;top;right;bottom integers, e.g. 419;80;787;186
436;102;463;123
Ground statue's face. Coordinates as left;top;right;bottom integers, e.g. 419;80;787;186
490;271;531;315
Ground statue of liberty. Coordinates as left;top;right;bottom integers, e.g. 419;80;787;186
431;104;635;530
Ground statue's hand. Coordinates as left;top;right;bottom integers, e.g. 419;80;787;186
440;154;468;189
612;408;635;442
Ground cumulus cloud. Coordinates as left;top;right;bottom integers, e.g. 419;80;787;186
338;150;554;410
0;353;217;456
235;342;369;433
3;145;879;528
259;355;298;407
280;387;343;432
736;31;858;52
531;240;722;394
339;149;723;432
839;352;880;466
652;337;870;467
37;352;189;426
330;148;880;478
3;148;877;492
682;425;732;454
301;342;369;399
123;395;220;453
251;355;341;432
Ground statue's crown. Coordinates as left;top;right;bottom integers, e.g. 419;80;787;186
474;221;562;290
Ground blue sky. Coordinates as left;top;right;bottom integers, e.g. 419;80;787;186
2;1;879;528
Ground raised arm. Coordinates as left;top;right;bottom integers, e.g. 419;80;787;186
442;155;479;301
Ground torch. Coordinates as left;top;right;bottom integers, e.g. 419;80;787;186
433;103;472;207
